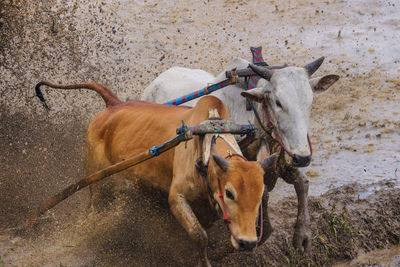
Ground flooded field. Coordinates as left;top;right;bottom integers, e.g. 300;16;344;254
1;0;399;266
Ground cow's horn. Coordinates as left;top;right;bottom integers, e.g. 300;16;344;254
304;56;325;76
213;154;230;172
249;64;273;80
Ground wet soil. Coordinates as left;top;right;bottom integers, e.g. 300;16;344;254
1;0;399;266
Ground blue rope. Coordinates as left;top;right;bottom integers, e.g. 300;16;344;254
149;121;189;156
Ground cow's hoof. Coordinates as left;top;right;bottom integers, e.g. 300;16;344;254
293;225;311;253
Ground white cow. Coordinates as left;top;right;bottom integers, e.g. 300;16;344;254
142;58;254;124
141;57;339;252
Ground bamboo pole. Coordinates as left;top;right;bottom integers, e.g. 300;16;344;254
164;76;238;106
33;130;192;219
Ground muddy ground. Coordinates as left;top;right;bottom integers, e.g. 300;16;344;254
1;0;399;266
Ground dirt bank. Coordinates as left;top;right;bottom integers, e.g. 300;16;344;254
1;0;399;266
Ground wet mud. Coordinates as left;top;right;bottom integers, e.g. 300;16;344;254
1;0;399;266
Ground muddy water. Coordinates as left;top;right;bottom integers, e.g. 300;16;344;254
298;0;400;76
306;97;400;198
334;246;400;267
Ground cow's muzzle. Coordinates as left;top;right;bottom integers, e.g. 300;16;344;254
292;154;311;167
238;239;257;251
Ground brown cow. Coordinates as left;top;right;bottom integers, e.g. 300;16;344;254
35;82;278;266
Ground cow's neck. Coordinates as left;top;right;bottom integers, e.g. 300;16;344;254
207;139;244;197
252;103;280;153
196;136;244;207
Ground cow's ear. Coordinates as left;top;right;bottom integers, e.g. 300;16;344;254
259;152;279;173
240;87;267;103
309;74;340;94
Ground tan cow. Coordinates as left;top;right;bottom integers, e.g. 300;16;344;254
35;81;278;266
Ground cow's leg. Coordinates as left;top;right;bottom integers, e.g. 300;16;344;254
258;190;273;245
169;191;210;267
281;167;311;252
85;157;100;212
85;143;111;212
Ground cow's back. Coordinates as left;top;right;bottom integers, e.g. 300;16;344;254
85;96;228;192
85;100;192;190
141;67;214;105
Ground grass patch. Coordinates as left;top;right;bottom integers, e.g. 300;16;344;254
0;255;6;267
280;205;365;266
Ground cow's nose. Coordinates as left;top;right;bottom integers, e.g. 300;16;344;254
292;154;311;167
238;239;257;251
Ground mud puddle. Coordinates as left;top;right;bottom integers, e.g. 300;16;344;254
334;246;400;267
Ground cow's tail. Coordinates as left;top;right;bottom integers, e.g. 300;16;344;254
34;81;122;110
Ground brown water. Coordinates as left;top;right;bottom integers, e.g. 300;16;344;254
334;246;400;267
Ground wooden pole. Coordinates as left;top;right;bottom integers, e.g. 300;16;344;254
164;77;237;106
34;131;192;218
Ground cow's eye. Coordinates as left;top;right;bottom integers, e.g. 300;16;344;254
275;100;283;109
225;189;235;200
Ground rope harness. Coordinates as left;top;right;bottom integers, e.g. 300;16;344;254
247;98;312;159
